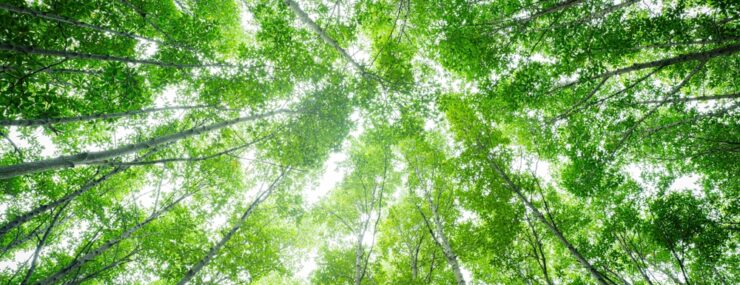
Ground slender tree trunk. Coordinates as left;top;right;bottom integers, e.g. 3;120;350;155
486;157;611;285
176;170;287;285
528;0;585;22
20;203;67;285
1;65;102;75
613;61;706;154
411;163;465;285
636;92;739;104
0;109;291;179
0;3;194;51
601;43;740;78
411;234;423;280
0;152;152;237
0;44;235;69
524;213;554;285
1;105;232;127
86;132;275;167
34;190;194;285
353;227;365;285
67;248;138;285
427;194;466;285
283;0;364;73
670;248;691;285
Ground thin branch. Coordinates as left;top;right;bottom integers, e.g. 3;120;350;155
612;60;707;154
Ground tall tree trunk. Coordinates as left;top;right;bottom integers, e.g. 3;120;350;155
670;248;691;285
0;44;236;69
616;233;654;285
411;164;465;285
486;158;611;285
527;0;585;23
66;248;138;285
283;0;365;73
636;92;740;104
20;203;67;285
427;194;466;285
353;227;365;285
524;213;554;285
35;190;194;285
0;109;290;179
176;170;287;285
1;105;232;127
0;149;157;237
601;43;740;78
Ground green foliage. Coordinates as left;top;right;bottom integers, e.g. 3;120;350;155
0;0;737;284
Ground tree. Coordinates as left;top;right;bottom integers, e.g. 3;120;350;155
1;0;737;284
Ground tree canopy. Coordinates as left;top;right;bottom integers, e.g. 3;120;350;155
0;0;737;284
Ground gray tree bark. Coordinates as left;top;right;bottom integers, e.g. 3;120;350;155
35;190;194;285
486;158;611;285
0;109;291;179
0;44;237;69
0;105;232;127
176;170;287;285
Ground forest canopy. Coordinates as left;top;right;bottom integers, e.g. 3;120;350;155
0;0;738;284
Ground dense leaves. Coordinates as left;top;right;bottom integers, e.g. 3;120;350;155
0;0;737;284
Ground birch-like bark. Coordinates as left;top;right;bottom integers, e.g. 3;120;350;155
0;109;291;179
486;158;611;285
20;203;67;285
0;148;157;237
34;190;194;285
636;92;739;104
283;0;365;73
411;164;465;285
427;193;466;285
66;248;138;285
0;44;236;69
0;105;232;127
176;170;287;285
600;44;739;78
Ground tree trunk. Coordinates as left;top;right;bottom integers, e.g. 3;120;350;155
0;153;151;237
636;92;739;104
66;248;138;285
487;158;611;285
0;109;290;179
529;0;585;22
601;43;740;78
20;203;67;285
1;105;232;127
353;228;365;285
283;0;365;73
427;194;466;285
0;44;235;69
176;170;286;285
411;163;465;285
35;190;194;285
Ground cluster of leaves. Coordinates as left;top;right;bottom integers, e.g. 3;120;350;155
0;0;737;284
